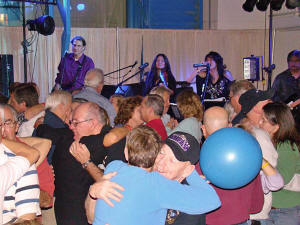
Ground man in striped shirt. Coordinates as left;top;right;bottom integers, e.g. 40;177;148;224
1;105;41;224
0;104;40;225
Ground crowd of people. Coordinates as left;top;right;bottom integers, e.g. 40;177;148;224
0;36;299;225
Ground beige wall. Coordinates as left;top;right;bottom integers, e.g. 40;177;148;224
208;0;300;30
216;0;268;30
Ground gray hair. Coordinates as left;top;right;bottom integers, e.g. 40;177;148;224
84;68;104;88
145;94;164;116
46;90;72;111
5;104;18;121
85;102;108;125
229;79;255;96
0;103;5;123
224;101;236;123
150;86;172;99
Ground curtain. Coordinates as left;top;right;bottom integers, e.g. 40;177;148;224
1;27;270;101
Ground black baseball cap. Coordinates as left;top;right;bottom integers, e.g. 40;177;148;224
233;88;274;124
164;132;200;165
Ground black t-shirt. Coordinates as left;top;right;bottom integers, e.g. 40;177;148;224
165;179;206;225
35;124;110;225
104;137;127;167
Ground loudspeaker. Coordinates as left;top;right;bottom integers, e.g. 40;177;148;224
243;56;260;81
0;55;14;97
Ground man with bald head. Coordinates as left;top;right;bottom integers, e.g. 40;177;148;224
202;106;230;137
197;106;264;225
74;68;116;126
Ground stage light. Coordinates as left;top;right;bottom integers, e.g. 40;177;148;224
243;0;258;12
286;0;300;9
27;15;55;36
256;0;271;11
270;0;285;11
77;3;85;11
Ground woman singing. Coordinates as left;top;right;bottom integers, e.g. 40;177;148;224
187;51;233;100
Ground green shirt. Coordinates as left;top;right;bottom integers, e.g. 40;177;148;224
272;141;300;208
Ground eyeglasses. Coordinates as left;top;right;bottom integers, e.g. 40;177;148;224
2;120;17;128
69;119;92;127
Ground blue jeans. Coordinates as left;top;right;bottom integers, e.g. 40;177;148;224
260;205;300;225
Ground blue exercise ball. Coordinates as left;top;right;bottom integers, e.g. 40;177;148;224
200;127;262;189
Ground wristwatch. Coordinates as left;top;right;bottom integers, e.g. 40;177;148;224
82;159;92;169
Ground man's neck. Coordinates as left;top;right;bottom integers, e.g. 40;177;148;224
147;115;161;123
74;53;83;60
50;109;65;123
291;71;300;79
92;124;103;136
127;118;141;129
86;86;100;94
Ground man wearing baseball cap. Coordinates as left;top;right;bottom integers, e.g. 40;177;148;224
232;88;274;126
90;126;220;225
154;132;207;225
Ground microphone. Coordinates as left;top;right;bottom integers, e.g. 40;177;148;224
193;63;210;68
159;71;168;87
131;60;138;68
139;62;149;70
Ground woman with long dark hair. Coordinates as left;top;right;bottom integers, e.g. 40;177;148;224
259;102;300;225
144;54;177;96
187;51;233;100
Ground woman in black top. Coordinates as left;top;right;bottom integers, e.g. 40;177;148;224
103;96;143;166
144;53;177;96
186;51;233;100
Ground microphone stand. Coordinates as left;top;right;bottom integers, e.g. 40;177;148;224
201;66;210;105
116;68;145;88
104;63;136;76
267;8;275;90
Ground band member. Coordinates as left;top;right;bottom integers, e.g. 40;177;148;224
55;36;94;92
187;51;233;100
144;54;176;97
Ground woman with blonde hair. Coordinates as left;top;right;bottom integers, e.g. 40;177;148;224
166;90;203;143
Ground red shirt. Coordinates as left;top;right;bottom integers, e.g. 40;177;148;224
196;163;264;225
146;118;167;140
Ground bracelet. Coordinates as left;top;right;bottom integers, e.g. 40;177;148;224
262;161;269;169
89;193;97;200
82;159;92;169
